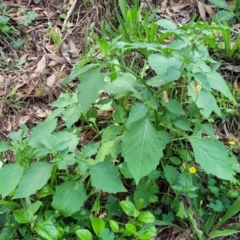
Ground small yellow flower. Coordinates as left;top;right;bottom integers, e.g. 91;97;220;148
189;166;197;174
228;140;236;146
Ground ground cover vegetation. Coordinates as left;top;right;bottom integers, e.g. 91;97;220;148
0;0;240;239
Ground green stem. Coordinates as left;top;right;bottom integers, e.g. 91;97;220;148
50;164;58;188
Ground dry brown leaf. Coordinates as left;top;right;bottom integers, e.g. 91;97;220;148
46;54;67;64
7;12;18;18
234;76;239;91
35;55;46;73
19;115;30;125
198;1;207;21
161;0;168;10
12;16;26;21
46;73;57;87
172;3;191;13
68;39;78;54
6;120;12;132
15;74;29;89
97;110;111;118
20;53;28;62
61;43;73;65
34;109;52;118
204;4;215;18
48;61;58;67
0;75;4;86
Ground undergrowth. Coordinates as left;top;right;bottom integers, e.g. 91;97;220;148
0;0;240;239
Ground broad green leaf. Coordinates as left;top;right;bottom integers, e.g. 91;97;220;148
76;229;93;240
91;218;105;237
99;228;115;240
90;162;127;193
122;118;164;183
125;223;137;235
102;125;123;143
206;71;236;104
214;10;235;22
126;103;148;127
109;220;119;233
189;137;234;181
164;99;185;115
187;86;221;118
0;141;10;152
27;200;42;216
208;0;230;10
38;133;56;150
193;72;211;90
62;105;82;128
146;75;166;87
52;181;86;216
160;67;181;82
0;227;15;240
63;63;100;84
170;37;189;49
113;105;127;123
155;19;177;30
120;200;138;217
0;163;24;198
133;179;157;208
49;93;77;108
105;72;142;99
148;54;182;76
77;68;105;113
81;142;100;157
13;210;31;223
34;220;59;240
164;165;180;186
95;98;116;111
13;162;53;199
105;195;123;216
148;54;168;75
29;119;57;148
54;130;78;152
95;138;120;162
174;116;191;131
194;59;212;72
138;211;155;223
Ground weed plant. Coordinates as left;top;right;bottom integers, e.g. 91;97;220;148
0;1;239;239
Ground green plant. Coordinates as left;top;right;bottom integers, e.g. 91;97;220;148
0;3;17;37
17;8;38;26
0;51;25;72
209;0;240;23
0;7;240;240
45;24;62;52
101;0;158;43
